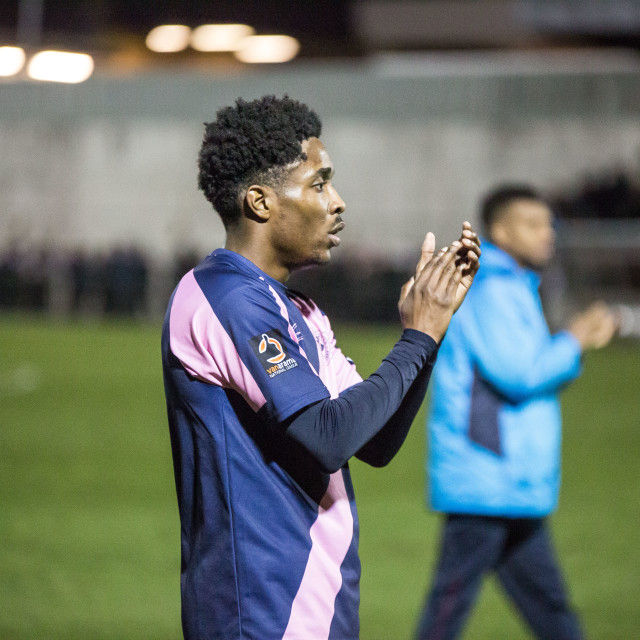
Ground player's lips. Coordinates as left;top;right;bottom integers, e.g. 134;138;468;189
329;221;345;247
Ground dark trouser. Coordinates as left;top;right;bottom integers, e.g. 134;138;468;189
415;514;584;640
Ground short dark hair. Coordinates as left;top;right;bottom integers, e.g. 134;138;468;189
197;95;322;227
480;184;541;234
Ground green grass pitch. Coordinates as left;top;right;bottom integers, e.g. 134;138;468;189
1;316;638;639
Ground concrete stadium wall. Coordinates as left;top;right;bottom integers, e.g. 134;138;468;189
1;50;639;262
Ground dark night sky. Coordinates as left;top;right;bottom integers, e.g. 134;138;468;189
0;1;352;41
1;1;638;56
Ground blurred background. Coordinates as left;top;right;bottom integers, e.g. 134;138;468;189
1;0;640;322
1;1;639;639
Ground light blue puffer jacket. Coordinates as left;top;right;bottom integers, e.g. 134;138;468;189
427;241;582;516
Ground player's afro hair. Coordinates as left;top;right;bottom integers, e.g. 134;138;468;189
198;95;322;227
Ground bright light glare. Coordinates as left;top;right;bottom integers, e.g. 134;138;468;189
191;24;255;52
235;35;300;63
146;24;191;53
0;46;26;76
27;51;94;83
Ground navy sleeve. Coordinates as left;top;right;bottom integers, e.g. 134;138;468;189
280;329;438;473
354;340;438;467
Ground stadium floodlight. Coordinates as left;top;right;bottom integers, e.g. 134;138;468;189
234;35;300;64
27;50;94;83
190;24;255;52
0;45;26;76
146;24;191;53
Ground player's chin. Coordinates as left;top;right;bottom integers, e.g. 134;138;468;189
536;248;554;266
296;250;332;271
315;241;335;262
315;249;333;266
528;254;552;270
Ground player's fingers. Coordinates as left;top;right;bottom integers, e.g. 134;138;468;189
415;232;436;277
398;277;414;307
420;242;459;290
427;254;463;303
459;248;481;276
459;236;481;257
446;261;465;297
439;247;465;295
460;221;478;240
455;222;481;265
418;244;449;283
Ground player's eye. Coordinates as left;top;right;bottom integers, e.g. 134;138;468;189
313;181;326;192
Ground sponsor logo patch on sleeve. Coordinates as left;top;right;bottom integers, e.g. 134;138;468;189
249;329;299;378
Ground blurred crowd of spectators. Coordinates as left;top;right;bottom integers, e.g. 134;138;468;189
0;241;410;322
552;169;640;219
1;168;639;320
0;246;51;311
0;245;153;317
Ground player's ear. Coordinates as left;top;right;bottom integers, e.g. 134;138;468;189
245;185;276;222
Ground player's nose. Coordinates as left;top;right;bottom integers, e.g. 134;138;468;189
330;186;345;215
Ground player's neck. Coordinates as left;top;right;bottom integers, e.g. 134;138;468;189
225;235;291;284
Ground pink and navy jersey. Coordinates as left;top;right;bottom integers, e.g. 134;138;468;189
161;249;364;640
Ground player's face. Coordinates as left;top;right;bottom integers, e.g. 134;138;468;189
270;137;346;273
492;199;555;269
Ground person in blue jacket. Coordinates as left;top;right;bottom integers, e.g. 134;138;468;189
415;184;617;640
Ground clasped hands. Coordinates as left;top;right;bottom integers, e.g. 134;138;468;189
399;222;481;343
